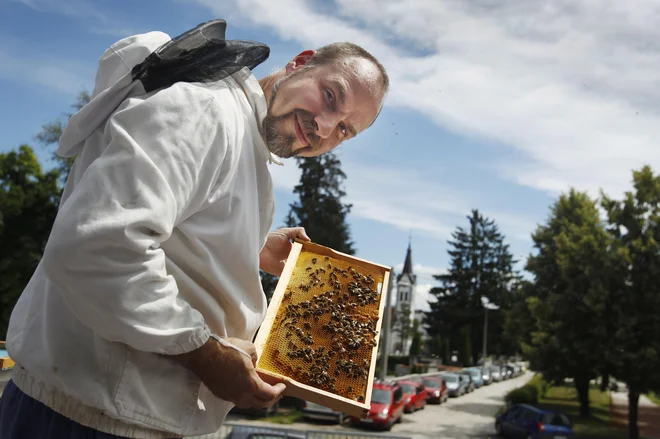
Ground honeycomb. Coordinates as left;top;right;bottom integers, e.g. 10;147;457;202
258;249;384;403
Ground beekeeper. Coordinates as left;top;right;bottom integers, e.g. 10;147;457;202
0;19;388;439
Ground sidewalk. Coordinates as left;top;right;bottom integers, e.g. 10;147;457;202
610;391;660;439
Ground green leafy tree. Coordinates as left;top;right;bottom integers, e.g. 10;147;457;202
601;166;660;439
425;210;517;364
502;279;536;357
409;319;422;357
393;303;413;354
285;153;355;255
35;90;90;183
525;189;613;418
0;146;61;338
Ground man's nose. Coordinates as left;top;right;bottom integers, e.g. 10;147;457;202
314;112;339;139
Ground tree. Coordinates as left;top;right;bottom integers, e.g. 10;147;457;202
409;319;422;357
502;279;536;357
525;189;613;418
393;303;413;354
35;90;90;184
260;270;279;304
0;146;61;338
425;209;517;364
285;153;355;255
601;166;660;439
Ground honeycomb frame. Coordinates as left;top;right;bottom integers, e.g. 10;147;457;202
254;239;391;418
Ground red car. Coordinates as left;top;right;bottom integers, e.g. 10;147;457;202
398;379;427;413
349;380;405;430
422;376;448;404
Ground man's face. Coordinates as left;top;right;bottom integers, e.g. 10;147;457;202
262;52;384;158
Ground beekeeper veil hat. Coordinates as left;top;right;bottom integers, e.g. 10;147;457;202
58;19;270;157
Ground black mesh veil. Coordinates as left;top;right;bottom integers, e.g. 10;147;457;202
57;19;271;157
131;19;270;93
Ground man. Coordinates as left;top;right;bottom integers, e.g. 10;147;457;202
0;20;388;439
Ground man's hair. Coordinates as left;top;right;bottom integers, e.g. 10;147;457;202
305;42;389;95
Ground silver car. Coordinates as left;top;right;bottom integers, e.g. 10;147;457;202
440;373;467;397
301;400;344;424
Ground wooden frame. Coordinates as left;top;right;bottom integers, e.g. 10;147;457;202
254;239;391;418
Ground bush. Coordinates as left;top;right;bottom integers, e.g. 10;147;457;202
506;385;539;405
505;374;548;405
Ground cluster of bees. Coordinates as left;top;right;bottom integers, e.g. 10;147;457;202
266;254;382;400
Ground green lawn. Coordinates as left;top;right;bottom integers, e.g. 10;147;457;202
264;408;304;425
536;385;626;439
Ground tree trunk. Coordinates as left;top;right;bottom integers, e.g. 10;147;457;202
628;389;640;439
574;376;591;418
599;373;609;393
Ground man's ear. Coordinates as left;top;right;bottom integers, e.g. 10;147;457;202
285;49;316;74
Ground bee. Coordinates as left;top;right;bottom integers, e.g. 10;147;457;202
303;322;312;330
312;258;317;264
306;267;312;271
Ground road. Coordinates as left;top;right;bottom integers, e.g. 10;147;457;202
220;372;532;439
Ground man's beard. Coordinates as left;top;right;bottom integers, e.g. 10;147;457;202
262;78;319;158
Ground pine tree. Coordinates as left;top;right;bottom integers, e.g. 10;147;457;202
285;153;355;255
424;209;517;364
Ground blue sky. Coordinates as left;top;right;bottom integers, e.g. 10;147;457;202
2;0;658;311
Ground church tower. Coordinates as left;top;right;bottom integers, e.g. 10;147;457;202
396;239;416;312
390;237;417;355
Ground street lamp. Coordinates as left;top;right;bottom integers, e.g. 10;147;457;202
481;296;499;366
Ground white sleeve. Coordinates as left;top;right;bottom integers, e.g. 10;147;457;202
42;82;229;355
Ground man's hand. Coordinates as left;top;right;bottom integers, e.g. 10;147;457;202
259;227;311;277
171;337;285;409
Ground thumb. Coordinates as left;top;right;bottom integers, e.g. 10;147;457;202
294;227;311;241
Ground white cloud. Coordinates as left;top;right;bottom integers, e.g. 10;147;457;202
194;0;660;199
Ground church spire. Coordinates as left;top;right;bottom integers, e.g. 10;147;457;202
402;239;413;275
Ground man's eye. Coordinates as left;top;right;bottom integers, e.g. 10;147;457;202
339;123;347;136
325;89;334;106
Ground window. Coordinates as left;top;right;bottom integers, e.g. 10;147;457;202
371;389;392;404
522;409;538;422
393;386;403;402
400;384;416;394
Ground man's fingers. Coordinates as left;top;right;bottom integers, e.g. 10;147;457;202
253;377;286;402
277;227;311;242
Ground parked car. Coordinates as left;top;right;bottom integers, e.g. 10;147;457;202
456;370;476;393
422;376;448;404
348;380;405;430
398;379;427;413
439;372;466;397
223;425;306;439
489;365;503;382
300;400;344;424
465;367;485;388
503;364;516;379
481;367;492;385
230;400;279;417
495;404;574;439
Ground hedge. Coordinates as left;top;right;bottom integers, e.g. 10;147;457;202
505;374;549;405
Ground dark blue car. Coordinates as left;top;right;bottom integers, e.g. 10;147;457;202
495;404;574;438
